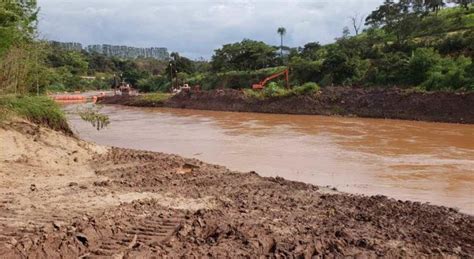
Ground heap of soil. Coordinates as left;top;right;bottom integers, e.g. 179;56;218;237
100;87;474;124
0;121;473;257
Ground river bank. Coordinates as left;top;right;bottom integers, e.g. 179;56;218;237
67;105;474;214
1;119;473;257
99;87;474;124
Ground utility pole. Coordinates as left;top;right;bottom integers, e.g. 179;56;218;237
113;73;117;95
175;69;179;89
169;62;173;90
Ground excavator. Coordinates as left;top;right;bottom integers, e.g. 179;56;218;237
252;68;290;90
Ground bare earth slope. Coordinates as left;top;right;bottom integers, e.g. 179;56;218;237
0;121;473;258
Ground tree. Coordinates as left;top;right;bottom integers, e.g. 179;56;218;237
425;0;446;13
277;27;287;56
0;0;40;94
300;42;322;60
342;26;351;39
166;52;194;79
321;46;359;85
365;0;421;44
350;13;365;35
0;0;38;55
447;0;472;10
408;47;442;85
211;39;278;71
87;52;116;74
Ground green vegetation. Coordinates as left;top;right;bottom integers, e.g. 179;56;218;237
139;93;172;103
0;1;173;95
1;0;473;104
244;82;320;99
293;82;320;95
175;2;474;92
211;40;280;72
0;95;71;133
0;1;108;132
77;106;110;131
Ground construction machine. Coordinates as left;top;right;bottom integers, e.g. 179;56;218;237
252;68;289;90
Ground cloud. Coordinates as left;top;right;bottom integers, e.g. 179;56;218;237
37;0;382;59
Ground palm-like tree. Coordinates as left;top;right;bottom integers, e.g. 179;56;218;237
277;27;286;56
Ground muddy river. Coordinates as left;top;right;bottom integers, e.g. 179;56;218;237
67;105;474;214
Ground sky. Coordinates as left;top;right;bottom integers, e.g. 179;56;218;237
37;0;383;59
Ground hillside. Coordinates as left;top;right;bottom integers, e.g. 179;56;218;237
414;5;474;37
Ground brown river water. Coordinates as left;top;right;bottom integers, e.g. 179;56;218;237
66;105;474;214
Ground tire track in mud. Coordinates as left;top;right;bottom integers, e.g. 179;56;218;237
90;213;185;257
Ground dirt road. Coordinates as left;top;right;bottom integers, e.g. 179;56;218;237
0;121;473;257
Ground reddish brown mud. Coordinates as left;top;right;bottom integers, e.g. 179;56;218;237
0;121;473;257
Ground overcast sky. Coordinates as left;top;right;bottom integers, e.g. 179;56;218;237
38;0;383;59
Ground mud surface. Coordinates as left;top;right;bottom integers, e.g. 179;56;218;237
100;87;474;124
0;121;473;257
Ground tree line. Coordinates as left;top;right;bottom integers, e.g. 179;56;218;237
0;0;473;95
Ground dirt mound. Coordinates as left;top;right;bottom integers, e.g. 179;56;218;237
1;123;473;257
100;87;474;124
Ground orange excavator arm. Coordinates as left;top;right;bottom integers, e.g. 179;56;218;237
252;68;289;90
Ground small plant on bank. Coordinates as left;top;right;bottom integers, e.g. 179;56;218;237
243;88;265;100
77;105;110;131
244;82;320;100
140;93;172;103
263;82;291;98
292;82;320;95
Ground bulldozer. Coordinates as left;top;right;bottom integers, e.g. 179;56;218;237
252;68;289;90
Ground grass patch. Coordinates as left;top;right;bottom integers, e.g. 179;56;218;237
292;82;320;95
0;95;72;134
140;93;172;103
123;92;172;107
244;82;320;100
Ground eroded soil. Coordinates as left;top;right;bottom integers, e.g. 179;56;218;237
0;121;473;258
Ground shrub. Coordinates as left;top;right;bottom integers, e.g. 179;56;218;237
244;82;319;100
77;106;110;131
46;83;67;93
421;55;472;90
366;51;410;86
263;82;290;97
137;76;170;92
194;67;287;90
437;33;468;55
289;57;323;85
292;82;320;95
243;89;264;99
408;48;442;85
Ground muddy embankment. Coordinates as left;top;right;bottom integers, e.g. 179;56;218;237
0;120;473;257
100;87;474;124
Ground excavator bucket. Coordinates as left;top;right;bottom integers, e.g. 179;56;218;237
252;84;264;90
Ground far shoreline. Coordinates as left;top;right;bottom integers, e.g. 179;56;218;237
97;87;474;124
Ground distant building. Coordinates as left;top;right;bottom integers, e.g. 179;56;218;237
86;44;169;60
49;41;83;52
49;41;169;60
